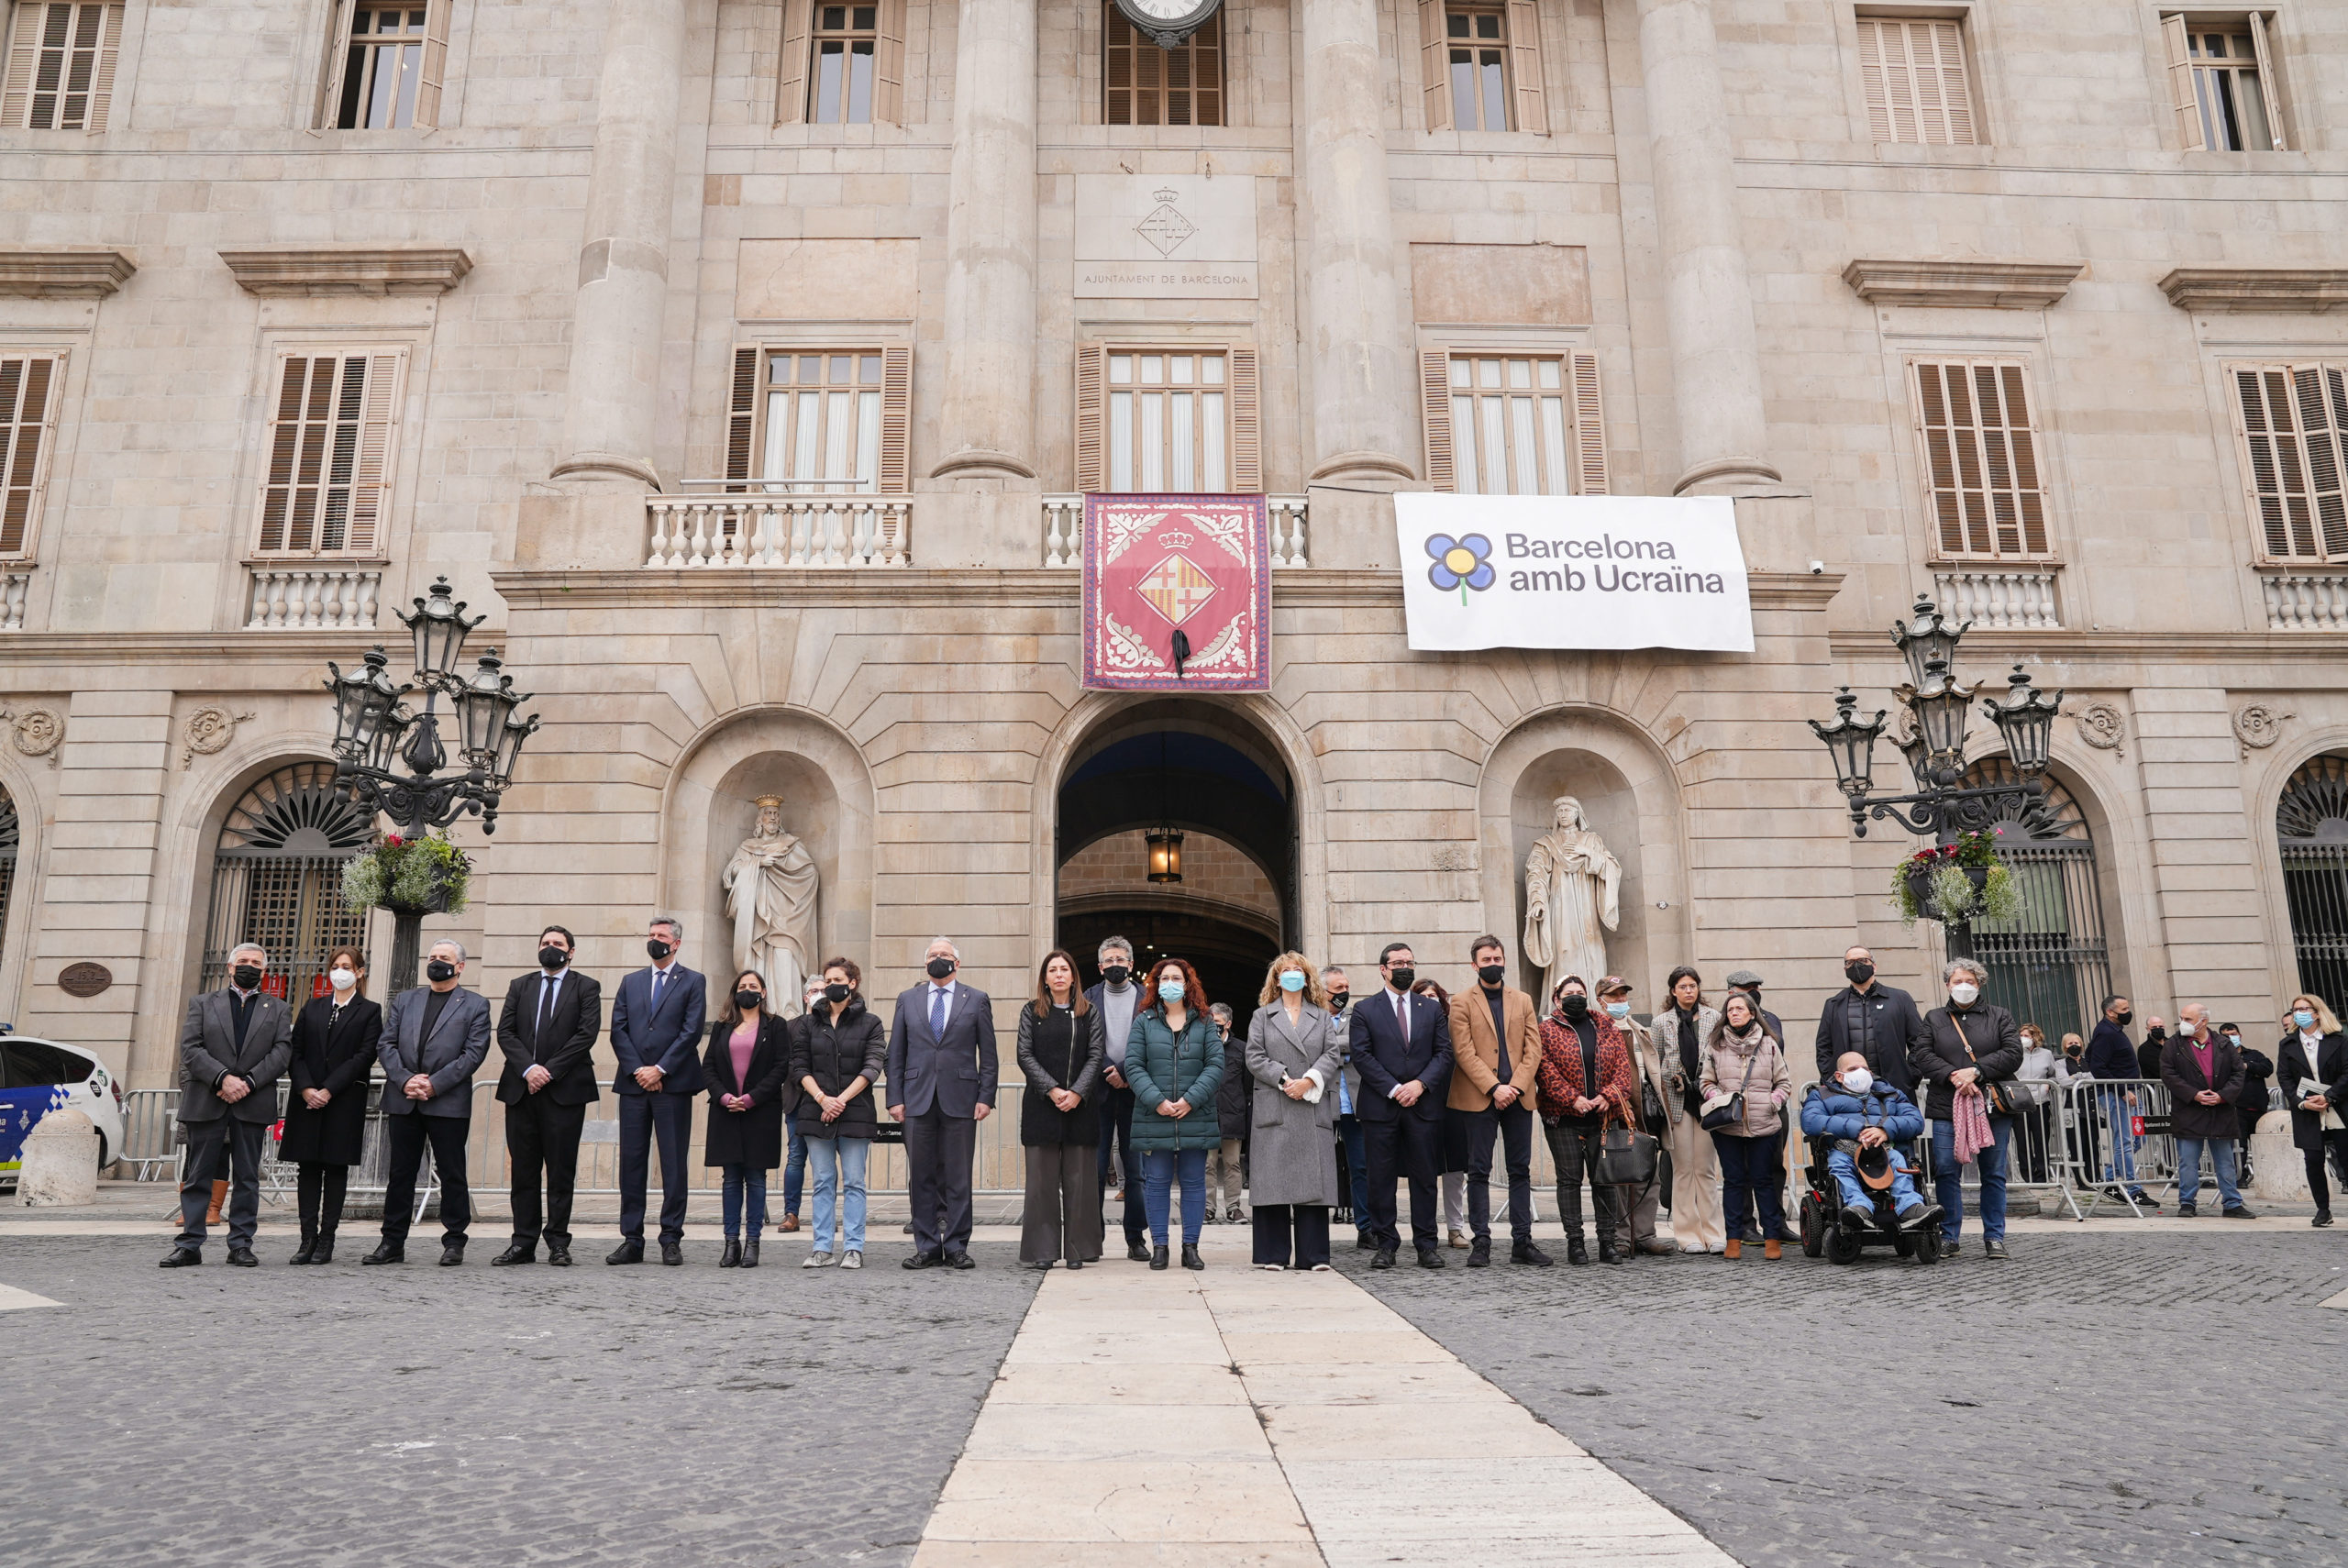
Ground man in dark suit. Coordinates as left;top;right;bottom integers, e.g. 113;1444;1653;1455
493;923;603;1266
1349;942;1454;1270
886;935;997;1269
161;942;294;1267
1087;934;1149;1263
607;913;706;1265
367;938;493;1266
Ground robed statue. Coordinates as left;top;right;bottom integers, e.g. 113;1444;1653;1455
1523;795;1622;1004
723;795;820;1019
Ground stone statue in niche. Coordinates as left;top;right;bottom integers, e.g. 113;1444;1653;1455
1523;795;1622;1006
723;794;819;1019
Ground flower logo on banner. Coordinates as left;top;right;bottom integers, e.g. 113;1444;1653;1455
1424;533;1495;604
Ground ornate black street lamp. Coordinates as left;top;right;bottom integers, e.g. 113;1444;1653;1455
322;577;541;986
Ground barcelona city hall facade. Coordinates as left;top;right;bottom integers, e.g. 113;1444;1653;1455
1;0;2345;1111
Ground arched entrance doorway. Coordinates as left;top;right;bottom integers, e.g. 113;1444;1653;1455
200;762;375;999
0;786;17;971
2276;754;2348;1005
1054;701;1293;1031
1960;757;2111;1039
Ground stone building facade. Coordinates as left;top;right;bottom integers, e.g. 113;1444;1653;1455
2;0;2346;1109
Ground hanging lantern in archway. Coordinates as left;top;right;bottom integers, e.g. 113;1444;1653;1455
1146;825;1184;884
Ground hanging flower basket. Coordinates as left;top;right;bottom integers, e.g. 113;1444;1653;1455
341;832;471;916
1891;828;2020;927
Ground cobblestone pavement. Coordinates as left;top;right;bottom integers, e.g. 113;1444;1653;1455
1344;1232;2348;1567
4;1237;1040;1568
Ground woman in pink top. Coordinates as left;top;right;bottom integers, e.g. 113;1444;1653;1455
702;968;791;1267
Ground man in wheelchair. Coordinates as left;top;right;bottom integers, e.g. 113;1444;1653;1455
1801;1052;1939;1233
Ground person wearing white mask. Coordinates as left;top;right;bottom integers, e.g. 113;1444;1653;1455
278;945;382;1265
1800;1051;1934;1231
1243;952;1346;1269
1911;959;2025;1259
2279;993;2348;1228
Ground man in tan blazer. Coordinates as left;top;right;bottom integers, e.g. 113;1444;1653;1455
1445;935;1552;1267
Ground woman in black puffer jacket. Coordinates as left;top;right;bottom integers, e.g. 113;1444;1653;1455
787;956;889;1267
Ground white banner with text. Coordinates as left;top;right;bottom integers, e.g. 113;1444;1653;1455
1394;494;1754;653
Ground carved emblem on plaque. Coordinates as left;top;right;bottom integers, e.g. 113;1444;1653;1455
2232;702;2289;757
2074;701;2125;757
0;705;63;767
182;706;257;770
1135;188;1198;258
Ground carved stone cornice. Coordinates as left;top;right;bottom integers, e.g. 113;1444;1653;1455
2159;268;2348;315
0;248;136;298
217;247;474;298
1841;259;2086;310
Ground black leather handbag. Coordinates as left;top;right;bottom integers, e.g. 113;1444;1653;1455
1951;1012;2026;1117
1596;1121;1660;1187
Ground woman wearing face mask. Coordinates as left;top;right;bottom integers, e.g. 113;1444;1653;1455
2279;994;2348;1228
1016;949;1106;1271
1244;953;1346;1270
1656;967;1726;1253
1912;959;2026;1259
1699;992;1792;1259
788;958;888;1266
701;970;791;1267
1598;977;1673;1257
2013;1024;2059;1183
278;946;380;1264
1124;957;1226;1270
1535;977;1641;1264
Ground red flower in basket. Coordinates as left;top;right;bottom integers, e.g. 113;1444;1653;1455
385;834;404;848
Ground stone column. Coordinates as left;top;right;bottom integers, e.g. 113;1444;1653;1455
1295;0;1415;484
550;0;688;489
930;0;1038;482
1635;0;1779;495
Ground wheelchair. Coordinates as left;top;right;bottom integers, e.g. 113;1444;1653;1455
1797;1134;1944;1265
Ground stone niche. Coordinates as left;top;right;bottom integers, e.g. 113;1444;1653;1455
663;710;875;993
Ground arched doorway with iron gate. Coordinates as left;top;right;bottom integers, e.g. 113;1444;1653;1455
199;762;376;1001
0;785;17;975
2276;754;2348;1008
1959;758;2113;1042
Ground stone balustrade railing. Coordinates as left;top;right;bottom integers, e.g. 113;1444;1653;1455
0;569;28;630
647;492;910;568
1931;568;2062;631
2263;571;2348;630
246;565;382;630
1040;495;1310;569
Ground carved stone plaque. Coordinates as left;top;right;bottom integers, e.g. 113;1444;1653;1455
1074;175;1258;300
58;962;112;998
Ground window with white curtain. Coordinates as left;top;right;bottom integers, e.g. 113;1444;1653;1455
761;350;884;492
1447;354;1574;495
1106;350;1228;493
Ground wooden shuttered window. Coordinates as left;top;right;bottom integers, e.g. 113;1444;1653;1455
1416;0;1452;132
256;351;405;558
1074;343;1260;493
1911;359;2052;561
1856;17;1976;146
725;345;760;487
320;0;450;130
2;1;122;131
2232;363;2348;562
2163;13;2289;153
1417;348;1606;495
0;354;61;558
1075;342;1107;493
1420;0;1543;133
1104;6;1223;127
725;345;913;493
1505;0;1545;135
779;0;907;126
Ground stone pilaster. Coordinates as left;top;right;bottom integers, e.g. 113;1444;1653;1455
1635;0;1778;496
2132;687;2277;1025
550;0;688;489
1294;0;1415;487
931;0;1039;483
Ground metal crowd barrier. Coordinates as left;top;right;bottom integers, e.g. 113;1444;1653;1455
118;1088;183;1181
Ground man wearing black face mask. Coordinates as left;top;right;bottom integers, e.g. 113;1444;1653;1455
608;915;708;1264
1812;946;1924;1100
161;943;294;1267
1087;936;1150;1262
2086;994;2154;1208
369;939;493;1265
1349;943;1453;1268
493;924;604;1265
1444;936;1548;1267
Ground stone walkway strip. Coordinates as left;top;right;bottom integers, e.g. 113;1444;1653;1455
913;1237;1733;1566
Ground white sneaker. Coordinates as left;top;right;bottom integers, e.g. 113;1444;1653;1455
803;1250;836;1269
841;1250;863;1269
1257;1262;1286;1271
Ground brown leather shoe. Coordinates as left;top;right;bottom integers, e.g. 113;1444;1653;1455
1763;1238;1782;1261
205;1180;229;1226
779;1214;801;1233
1723;1239;1742;1259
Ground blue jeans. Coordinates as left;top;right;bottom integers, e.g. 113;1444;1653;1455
1827;1148;1922;1213
1338;1115;1368;1232
1142;1147;1208;1246
2175;1135;2242;1210
1711;1132;1786;1242
719;1164;768;1240
782;1115;808;1216
805;1133;869;1253
1929;1114;2012;1242
2098;1087;2144;1193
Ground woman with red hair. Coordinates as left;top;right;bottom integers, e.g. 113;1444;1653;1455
1123;956;1226;1271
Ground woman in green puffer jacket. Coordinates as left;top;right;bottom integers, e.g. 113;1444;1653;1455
1124;955;1226;1273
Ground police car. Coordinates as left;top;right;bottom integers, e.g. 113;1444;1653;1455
0;1032;127;1184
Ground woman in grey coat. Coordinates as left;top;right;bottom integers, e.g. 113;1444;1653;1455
1244;951;1346;1270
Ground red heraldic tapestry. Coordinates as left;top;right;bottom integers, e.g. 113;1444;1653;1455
1081;494;1272;691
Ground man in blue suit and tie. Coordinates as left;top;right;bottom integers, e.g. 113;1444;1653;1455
1350;942;1454;1271
607;913;706;1266
887;935;997;1270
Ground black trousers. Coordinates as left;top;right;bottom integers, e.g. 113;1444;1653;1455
1363;1113;1441;1253
382;1112;471;1246
1545;1119;1626;1248
906;1102;978;1257
1454;1101;1535;1245
2307;1129;2348;1214
617;1091;692;1243
506;1094;587;1249
1252;1203;1331;1267
177;1118;264;1250
1097;1082;1146;1243
295;1161;350;1242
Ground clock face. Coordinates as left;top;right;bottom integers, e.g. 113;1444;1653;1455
1113;0;1222;40
1126;0;1205;17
